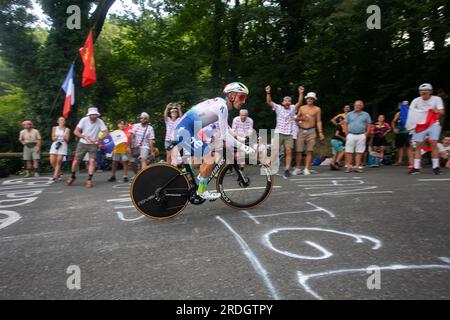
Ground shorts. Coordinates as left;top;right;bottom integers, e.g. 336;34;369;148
75;143;98;162
113;153;129;162
130;147;150;162
273;133;294;150
23;146;40;161
413;123;442;143
345;134;367;154
50;141;68;156
296;129;317;153
395;133;410;148
331;139;345;154
372;136;387;147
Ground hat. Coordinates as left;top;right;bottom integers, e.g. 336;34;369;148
305;92;318;100
140;112;150;119
419;83;433;91
86;107;101;116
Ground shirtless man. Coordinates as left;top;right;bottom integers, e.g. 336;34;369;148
294;92;325;176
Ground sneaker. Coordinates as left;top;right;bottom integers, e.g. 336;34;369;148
85;180;94;188
66;176;76;186
197;191;221;201
293;168;303;176
345;167;352;173
303;169;311;176
284;170;292;178
34;172;40;178
408;164;414;170
123;177;129;183
408;168;421;175
433;168;441;175
355;167;364;173
108;176;117;182
24;171;30;178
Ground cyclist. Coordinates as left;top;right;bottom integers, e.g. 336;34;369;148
173;82;255;200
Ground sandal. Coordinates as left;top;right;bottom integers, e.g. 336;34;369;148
66;176;76;186
85;180;94;188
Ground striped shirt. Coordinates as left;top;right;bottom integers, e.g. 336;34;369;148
273;104;297;135
130;123;155;149
165;118;179;141
232;117;254;137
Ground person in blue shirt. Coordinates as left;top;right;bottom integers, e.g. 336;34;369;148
342;100;372;173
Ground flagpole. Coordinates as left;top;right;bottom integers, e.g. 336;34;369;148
49;61;75;117
49;0;109;117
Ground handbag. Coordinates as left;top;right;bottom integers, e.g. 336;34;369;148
132;125;149;157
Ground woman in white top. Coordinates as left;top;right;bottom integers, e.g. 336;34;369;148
164;103;183;163
49;117;71;181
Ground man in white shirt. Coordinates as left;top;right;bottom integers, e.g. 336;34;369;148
67;107;109;188
130;112;156;170
266;85;304;177
406;83;445;175
231;109;254;142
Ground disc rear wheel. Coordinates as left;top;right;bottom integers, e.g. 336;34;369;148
130;164;190;220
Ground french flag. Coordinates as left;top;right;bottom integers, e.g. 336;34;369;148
99;130;129;156
62;64;75;119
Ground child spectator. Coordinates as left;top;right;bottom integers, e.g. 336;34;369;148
370;115;392;162
108;120;130;183
330;123;346;170
437;136;450;168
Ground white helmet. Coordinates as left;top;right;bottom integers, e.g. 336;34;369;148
223;82;249;95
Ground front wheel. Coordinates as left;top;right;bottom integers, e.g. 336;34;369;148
217;164;273;210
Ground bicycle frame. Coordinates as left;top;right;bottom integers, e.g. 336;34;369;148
165;147;250;203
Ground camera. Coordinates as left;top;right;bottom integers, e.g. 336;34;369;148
55;141;62;150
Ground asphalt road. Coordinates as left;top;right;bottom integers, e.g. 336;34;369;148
0;166;449;300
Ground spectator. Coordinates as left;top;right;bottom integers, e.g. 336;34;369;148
49;117;70;181
19;120;41;178
342;100;372;173
437;136;450;168
66;107;109;188
406;83;445;175
294;92;325;176
108;120;130;183
391;102;413;167
130;112;155;170
265;85;304;177
330;122;346;170
232;109;254;142
331;105;351;126
164;103;183;164
370;115;392;162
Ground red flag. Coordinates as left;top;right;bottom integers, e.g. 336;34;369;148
415;109;440;134
79;31;96;87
